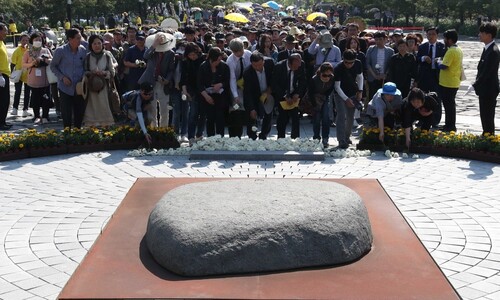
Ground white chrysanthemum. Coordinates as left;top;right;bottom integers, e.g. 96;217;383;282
402;153;409;159
392;152;399;158
412;154;420;159
385;150;392;158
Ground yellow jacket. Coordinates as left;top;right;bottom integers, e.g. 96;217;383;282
9;23;18;34
11;46;28;83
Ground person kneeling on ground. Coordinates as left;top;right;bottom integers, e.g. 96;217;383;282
122;82;155;144
365;82;403;143
401;88;439;148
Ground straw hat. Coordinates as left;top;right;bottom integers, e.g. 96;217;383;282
145;32;176;52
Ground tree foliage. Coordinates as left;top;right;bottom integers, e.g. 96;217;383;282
1;0;498;28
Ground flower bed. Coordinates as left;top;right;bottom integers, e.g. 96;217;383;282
0;126;180;161
358;127;500;164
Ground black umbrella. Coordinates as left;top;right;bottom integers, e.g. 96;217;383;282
281;16;296;22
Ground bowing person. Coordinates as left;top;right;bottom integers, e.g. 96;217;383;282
197;47;230;137
139;32;176;128
243;51;275;140
272;53;306;139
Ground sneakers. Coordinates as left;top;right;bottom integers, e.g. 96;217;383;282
179;135;189;143
33;118;42;124
21;110;31;117
10;108;18;116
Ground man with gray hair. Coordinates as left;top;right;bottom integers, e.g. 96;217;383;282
226;38;252;137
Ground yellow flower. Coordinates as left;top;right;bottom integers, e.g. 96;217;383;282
19;144;24;149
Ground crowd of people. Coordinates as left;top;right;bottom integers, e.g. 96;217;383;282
0;15;498;149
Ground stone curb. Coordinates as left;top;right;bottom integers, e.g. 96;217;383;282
189;150;326;161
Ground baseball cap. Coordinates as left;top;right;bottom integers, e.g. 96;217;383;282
140;82;154;93
393;28;404;36
136;31;146;40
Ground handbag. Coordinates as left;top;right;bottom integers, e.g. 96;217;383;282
298;93;316;116
46;67;58;84
10;70;23;83
108;79;121;114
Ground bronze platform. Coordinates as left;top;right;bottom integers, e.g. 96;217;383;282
58;178;460;299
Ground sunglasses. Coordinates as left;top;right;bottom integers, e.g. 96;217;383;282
343;60;355;65
321;73;333;78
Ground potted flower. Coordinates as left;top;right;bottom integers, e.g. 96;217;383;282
358;127;500;163
17;129;67;158
0;133;30;161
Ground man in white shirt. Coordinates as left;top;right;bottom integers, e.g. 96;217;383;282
226;38;252;137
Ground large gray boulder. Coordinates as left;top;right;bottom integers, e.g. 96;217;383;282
146;179;373;276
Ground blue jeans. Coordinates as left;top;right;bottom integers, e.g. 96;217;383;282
188;98;205;139
171;89;189;136
334;93;355;147
313;98;331;145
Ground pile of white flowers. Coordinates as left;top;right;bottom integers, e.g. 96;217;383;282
384;150;420;159
191;136;323;152
127;136;419;159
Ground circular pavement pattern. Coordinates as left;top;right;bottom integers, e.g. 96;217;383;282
1;152;500;299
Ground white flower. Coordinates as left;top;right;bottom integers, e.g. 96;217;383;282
384;150;392;158
392;152;399;158
127;137;375;158
402;153;409;159
412;154;420;159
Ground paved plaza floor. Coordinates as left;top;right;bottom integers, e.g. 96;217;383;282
1;39;499;299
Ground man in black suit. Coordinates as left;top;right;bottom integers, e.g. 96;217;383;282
277;35;303;62
243;52;275;140
272;53;306;139
416;27;446;127
473;22;500;136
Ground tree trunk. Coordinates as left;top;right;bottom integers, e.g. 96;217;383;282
405;14;409;26
435;6;440;26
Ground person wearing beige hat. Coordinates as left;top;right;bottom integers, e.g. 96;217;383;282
277;35;302;62
139;31;176;127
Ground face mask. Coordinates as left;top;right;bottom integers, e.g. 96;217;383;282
33;41;42;48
